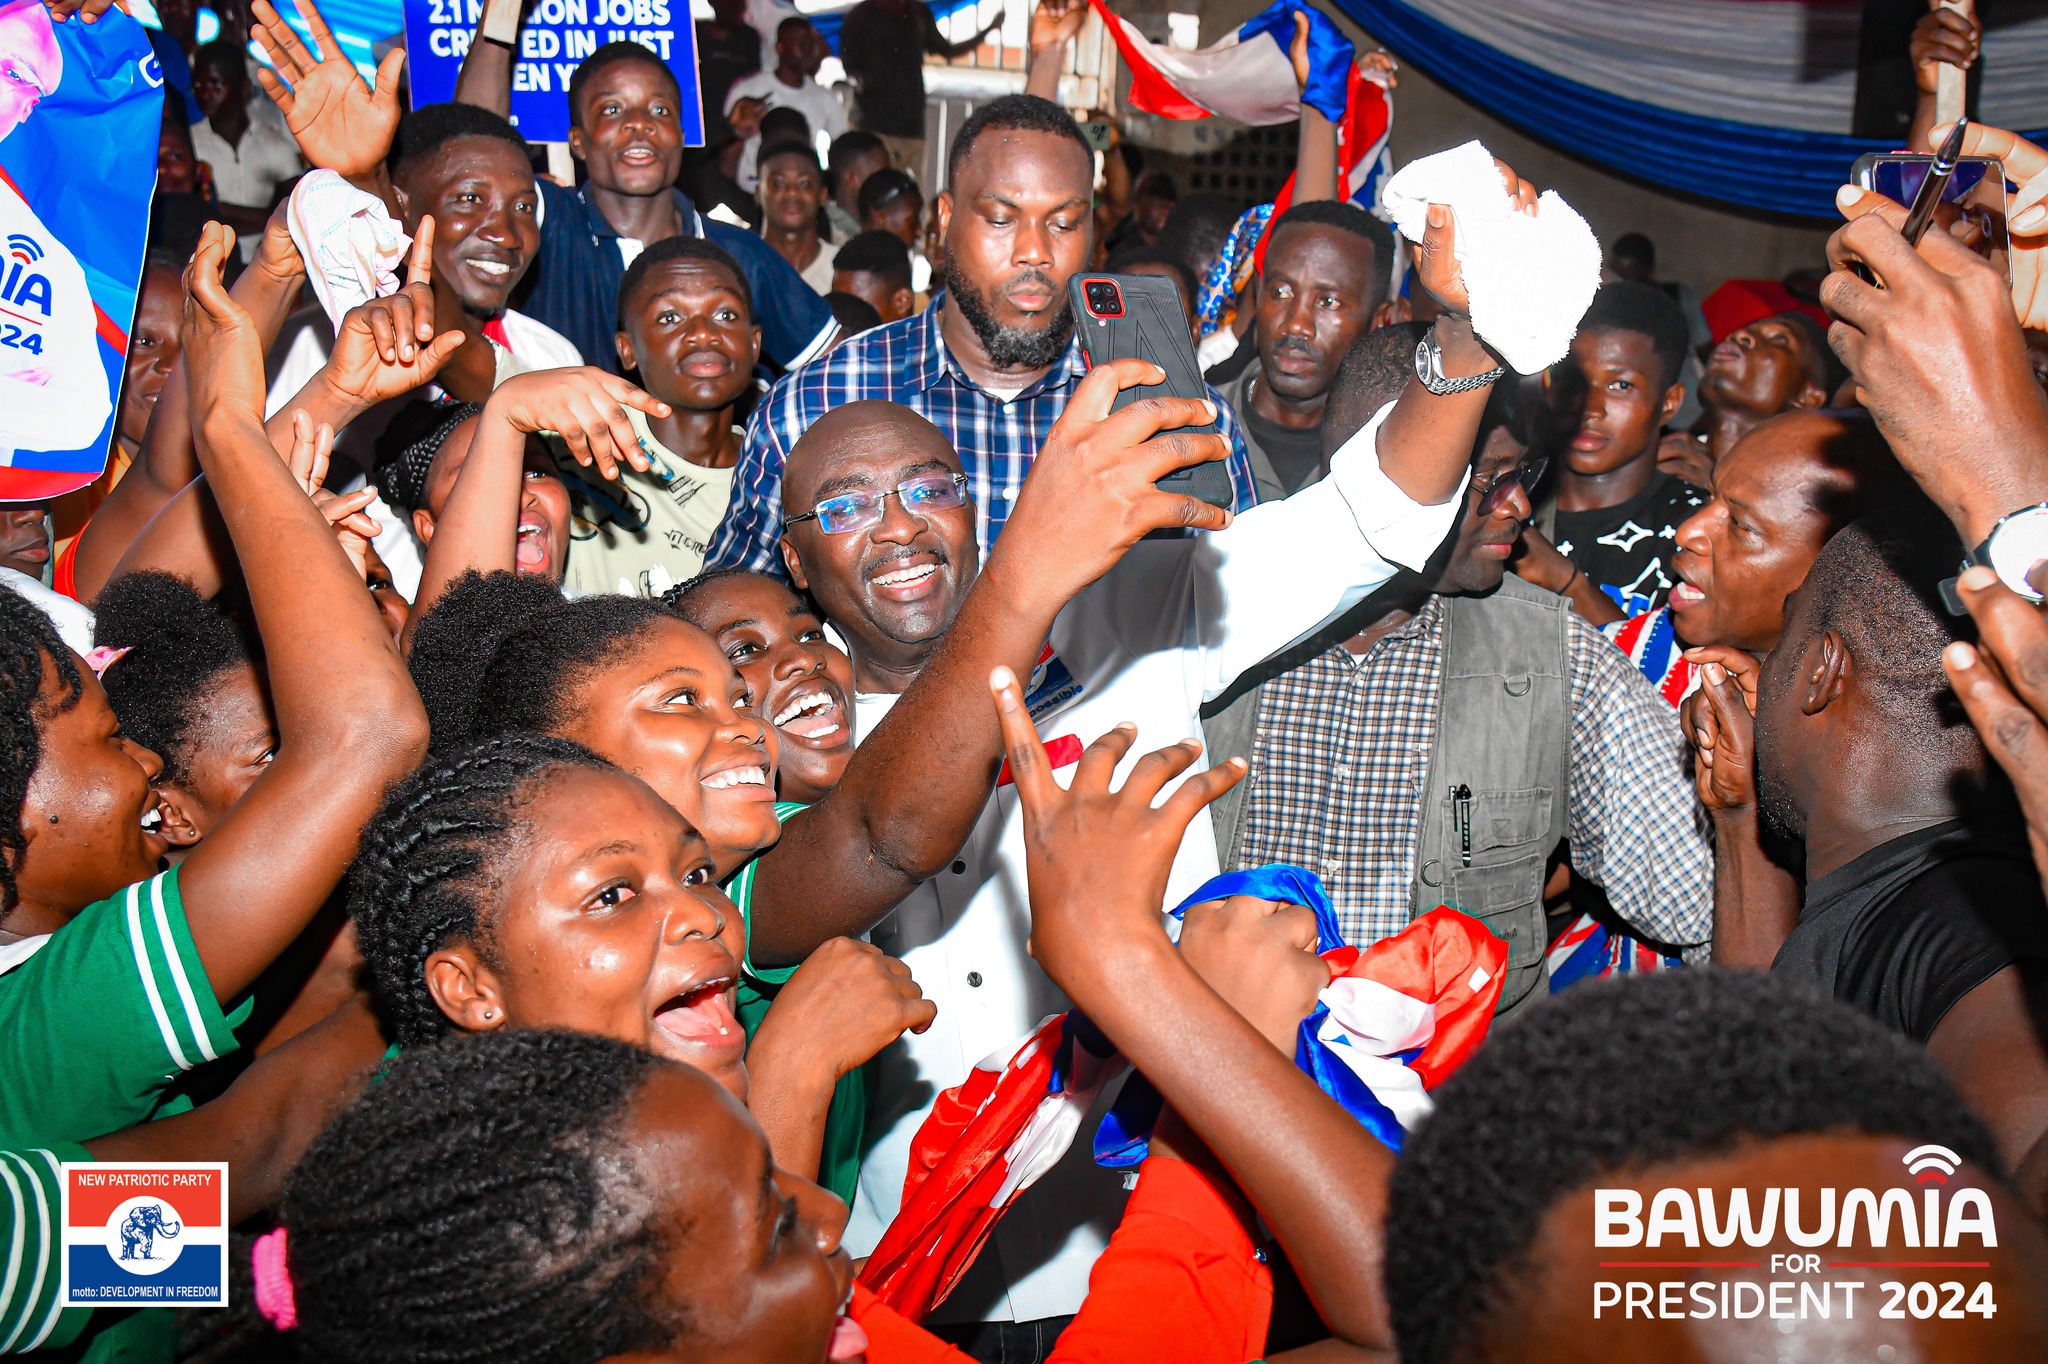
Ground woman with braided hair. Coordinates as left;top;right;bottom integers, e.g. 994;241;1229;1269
0;223;428;1157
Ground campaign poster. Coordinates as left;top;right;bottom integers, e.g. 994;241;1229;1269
402;0;704;146
60;1163;230;1308
0;0;159;500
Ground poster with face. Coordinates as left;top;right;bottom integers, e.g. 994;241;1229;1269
0;0;158;498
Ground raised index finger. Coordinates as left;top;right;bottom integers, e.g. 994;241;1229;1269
407;216;436;286
989;665;1059;815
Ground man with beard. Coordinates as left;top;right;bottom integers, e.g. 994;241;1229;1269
706;94;1261;574
1217;199;1393;502
1202;325;1710;1006
1746;507;2048;1207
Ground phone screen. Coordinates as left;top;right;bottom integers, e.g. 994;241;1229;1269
1865;155;2011;271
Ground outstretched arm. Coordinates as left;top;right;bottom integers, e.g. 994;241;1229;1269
1289;14;1339;205
69;205;308;604
1908;3;1979;154
172;223;430;1003
995;668;1396;1351
745;360;1234;963
453;0;519;114
1025;0;1083;100
406;366;668;642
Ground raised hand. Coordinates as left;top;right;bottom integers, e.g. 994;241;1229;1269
1657;430;1716;488
1679;648;1759;815
181;224;270;433
480;367;670;481
1413;158;1537;318
251;196;306;292
250;0;405;181
1943;566;2048;893
1029;0;1085;52
319;218;466;411
1178;895;1329;1053
749;938;936;1087
981;357;1231;613
1913;4;1981;94
1822;185;2048;544
990;665;1245;990
1944;122;2048;328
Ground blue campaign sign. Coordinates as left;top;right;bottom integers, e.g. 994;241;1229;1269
403;0;704;146
0;0;158;500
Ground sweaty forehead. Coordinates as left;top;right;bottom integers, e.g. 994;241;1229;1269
405;135;535;197
954;128;1093;202
1574;326;1661;373
783;404;961;504
1266;222;1373;286
577;55;680;114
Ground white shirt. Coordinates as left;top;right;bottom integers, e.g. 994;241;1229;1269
726;72;848;190
843;401;1464;1322
188;105;303;210
0;566;92;656
0;179;112;459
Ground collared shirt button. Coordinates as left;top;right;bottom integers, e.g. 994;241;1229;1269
951;860;967;874
967;971;983;988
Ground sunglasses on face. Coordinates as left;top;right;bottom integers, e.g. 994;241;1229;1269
782;472;969;535
1472;454;1548;519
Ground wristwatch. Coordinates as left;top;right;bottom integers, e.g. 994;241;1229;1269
1414;330;1507;396
1969;500;2048;602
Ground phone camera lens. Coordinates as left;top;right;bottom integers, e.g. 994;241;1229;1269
1085;280;1123;317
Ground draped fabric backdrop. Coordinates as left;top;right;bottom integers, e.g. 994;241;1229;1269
1327;0;2048;217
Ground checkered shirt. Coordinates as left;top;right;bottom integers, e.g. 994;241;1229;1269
1238;595;1713;952
704;302;1260;574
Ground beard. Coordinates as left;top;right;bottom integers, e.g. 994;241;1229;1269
945;260;1075;371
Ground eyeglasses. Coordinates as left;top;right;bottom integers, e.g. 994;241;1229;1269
782;473;969;535
1472;454;1548;518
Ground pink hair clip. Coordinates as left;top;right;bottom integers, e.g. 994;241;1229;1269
81;646;129;680
252;1226;298;1331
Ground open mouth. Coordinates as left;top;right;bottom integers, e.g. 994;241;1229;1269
652;973;741;1051
828;1311;868;1361
515;521;551;570
772;685;846;742
869;555;943;601
1669;580;1707;608
617;145;660;166
465;256;518;283
702;764;769;791
140;804;162;834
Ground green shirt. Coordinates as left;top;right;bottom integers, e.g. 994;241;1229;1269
725;803;869;1206
0;1144;91;1354
0;870;247;1150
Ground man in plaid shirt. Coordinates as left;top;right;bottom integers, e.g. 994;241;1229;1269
706;95;1259;574
1204;337;1714;1009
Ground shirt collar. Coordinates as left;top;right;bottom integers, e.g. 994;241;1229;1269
912;299;1088;399
576;185;704;242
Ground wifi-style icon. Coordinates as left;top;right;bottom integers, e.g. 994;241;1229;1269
1903;1143;1961;1186
5;234;43;266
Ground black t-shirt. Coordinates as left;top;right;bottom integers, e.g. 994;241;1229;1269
1552;470;1705;614
840;0;945;137
1241;405;1326;497
1772;819;2048;1042
694;22;760;140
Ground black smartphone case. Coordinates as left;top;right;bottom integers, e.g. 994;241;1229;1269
1066;272;1237;509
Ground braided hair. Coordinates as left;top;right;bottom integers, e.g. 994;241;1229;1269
656;565;764;627
92;572;256;787
350;733;613;1045
282;1029;677;1364
406;571;671;755
371;399;483;514
0;590;81;912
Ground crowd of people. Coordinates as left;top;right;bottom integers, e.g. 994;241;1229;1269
5;0;2048;1359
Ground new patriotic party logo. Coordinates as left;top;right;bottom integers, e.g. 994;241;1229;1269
59;1163;228;1307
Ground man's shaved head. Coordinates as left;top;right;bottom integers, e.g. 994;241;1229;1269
779;402;979;690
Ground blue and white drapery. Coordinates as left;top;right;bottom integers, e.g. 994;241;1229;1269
1328;0;2048;218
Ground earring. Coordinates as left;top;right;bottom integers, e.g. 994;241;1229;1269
481;1009;495;1021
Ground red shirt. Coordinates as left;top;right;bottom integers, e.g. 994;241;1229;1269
853;1155;1273;1364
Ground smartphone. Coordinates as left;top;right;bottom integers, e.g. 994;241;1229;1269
1080;121;1113;153
1067;272;1236;511
1851;152;2010;277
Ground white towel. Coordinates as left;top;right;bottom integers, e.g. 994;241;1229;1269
287;169;412;331
1381;141;1602;375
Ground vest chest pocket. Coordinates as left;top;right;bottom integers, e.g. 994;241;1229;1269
1435;786;1552;861
1443;859;1546;968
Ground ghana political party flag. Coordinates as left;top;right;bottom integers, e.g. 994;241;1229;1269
60;1163;229;1308
0;0;159;499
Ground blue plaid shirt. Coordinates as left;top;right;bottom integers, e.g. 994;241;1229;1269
704;302;1262;573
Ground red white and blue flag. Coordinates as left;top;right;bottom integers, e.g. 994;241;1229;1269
857;866;1504;1320
59;1163;228;1308
1546;913;1684;994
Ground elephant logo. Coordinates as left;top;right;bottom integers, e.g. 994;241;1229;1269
116;1202;181;1263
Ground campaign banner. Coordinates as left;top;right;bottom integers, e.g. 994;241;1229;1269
402;0;704;146
59;1163;230;1308
0;0;159;501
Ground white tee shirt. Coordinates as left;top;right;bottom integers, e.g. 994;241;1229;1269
188;105;303;211
726;72;848;190
561;408;740;598
841;401;1465;1323
0;179;112;458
